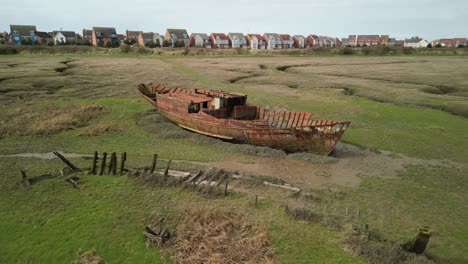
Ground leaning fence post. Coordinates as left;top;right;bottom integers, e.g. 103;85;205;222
255;194;258;207
151;154;158;174
164;160;171;177
90;151;98;175
99;152;107;175
120;152;127;175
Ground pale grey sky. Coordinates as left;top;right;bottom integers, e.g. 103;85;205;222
1;0;467;40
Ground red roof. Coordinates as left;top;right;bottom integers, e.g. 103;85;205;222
279;34;292;40
247;34;263;40
211;33;228;40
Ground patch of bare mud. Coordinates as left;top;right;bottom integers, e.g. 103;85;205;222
200;143;456;189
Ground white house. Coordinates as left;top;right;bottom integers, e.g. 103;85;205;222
153;33;164;46
190;33;211;48
53;31;76;45
228;33;247;49
246;34;265;50
404;37;429;48
293;35;306;49
263;33;282;49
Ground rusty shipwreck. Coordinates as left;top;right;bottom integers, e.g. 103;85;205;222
137;83;350;155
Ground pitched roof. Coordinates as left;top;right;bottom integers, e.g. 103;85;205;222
211;33;228;40
167;29;189;39
228;33;245;39
405;37;423;43
10;25;37;35
35;31;52;39
191;33;210;40
54;31;76;38
93;27;117;38
126;30;142;37
247;34;263;40
279;34;292;40
293;35;305;39
83;29;93;36
358;35;380;40
264;33;281;40
140;32;155;39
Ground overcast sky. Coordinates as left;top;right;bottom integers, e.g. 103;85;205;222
1;0;467;40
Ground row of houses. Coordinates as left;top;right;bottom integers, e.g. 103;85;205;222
2;25;467;49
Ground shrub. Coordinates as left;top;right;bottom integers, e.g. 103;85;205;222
435;43;442;48
120;43;130;53
162;40;171;47
342;47;355;55
362;48;371;55
457;44;465;48
427;43;432;48
0;45;18;55
402;47;415;54
182;48;190;55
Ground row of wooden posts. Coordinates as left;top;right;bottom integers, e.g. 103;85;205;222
89;151;171;177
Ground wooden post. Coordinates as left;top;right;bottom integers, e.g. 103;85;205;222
224;182;228;196
255;194;258;207
90;151;98;175
120;152;127;175
99;152;107;176
53;151;82;171
108;152;116;175
164;160;171;177
345;207;349;216
151;154;158;174
111;153;117;175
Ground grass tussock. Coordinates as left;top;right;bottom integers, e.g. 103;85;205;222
79;122;121;137
171;208;276;264
343;235;433;264
0;103;108;139
72;249;106;264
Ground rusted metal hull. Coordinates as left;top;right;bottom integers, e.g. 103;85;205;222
138;83;350;155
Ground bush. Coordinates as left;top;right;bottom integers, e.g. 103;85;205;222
435;43;442;48
0;45;18;55
342;47;355;55
182;48;190;55
362;48;371;55
402;47;415;54
120;43;130;53
426;43;432;48
162;40;171;47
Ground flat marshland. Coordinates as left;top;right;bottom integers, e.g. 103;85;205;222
0;54;467;263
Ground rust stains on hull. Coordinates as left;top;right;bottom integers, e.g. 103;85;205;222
138;83;350;155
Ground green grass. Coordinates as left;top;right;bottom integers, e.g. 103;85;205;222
0;157;364;263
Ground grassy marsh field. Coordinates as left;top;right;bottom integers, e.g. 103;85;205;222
0;54;467;263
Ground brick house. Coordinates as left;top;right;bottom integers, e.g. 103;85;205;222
292;35;306;49
53;31;77;45
126;30;142;43
165;29;190;47
356;35;381;46
341;35;357;46
190;33;211;48
263;33;282;49
35;31;53;45
10;25;37;44
82;29;93;44
210;33;229;49
432;38;468;48
92;27;118;46
227;33;247;49
306;35;321;47
138;32;155;46
246;34;266;50
279;34;293;49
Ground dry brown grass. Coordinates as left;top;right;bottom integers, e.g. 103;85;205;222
79;122;121;137
72;249;106;264
171;208;276;264
0;103;108;138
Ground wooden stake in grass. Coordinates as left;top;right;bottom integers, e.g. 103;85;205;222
111;153;117;175
164;160;171;177
120;152;127;175
224;182;228;196
99;152;107;176
90;151;98;175
255;194;258;207
151;154;158;174
108;152;116;175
